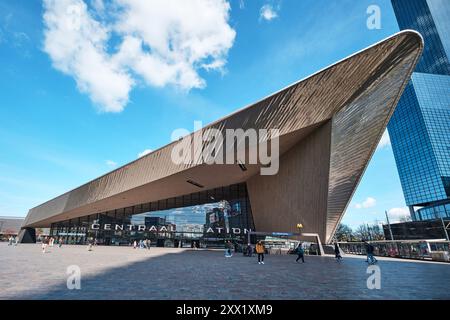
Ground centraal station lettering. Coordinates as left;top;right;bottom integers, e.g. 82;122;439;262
90;223;251;235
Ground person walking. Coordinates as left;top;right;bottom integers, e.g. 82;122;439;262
133;240;137;249
246;243;253;257
364;240;377;264
41;237;48;253
224;241;232;257
256;240;265;264
295;243;305;263
334;242;342;261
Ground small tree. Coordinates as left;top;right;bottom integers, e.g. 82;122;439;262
370;224;385;240
354;223;385;241
354;224;370;241
335;223;353;242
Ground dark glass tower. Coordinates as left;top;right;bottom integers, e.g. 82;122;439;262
389;0;450;220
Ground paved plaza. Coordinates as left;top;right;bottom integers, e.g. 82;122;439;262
1;242;449;300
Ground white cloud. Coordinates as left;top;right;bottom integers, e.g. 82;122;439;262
354;197;377;209
106;160;117;168
377;130;391;149
260;4;279;21
387;207;411;223
137;149;153;158
43;0;236;112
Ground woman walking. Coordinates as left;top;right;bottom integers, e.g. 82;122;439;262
256;241;265;265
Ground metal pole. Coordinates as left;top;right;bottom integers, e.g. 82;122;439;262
440;217;449;241
366;223;372;241
385;210;394;241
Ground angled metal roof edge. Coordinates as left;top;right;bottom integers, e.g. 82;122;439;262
27;30;423;213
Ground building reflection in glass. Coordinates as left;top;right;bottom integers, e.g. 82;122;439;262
50;183;254;248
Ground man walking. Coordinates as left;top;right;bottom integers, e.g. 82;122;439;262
256;240;265;264
296;243;305;263
334;242;342;261
224;241;233;257
246;243;253;257
364;240;377;264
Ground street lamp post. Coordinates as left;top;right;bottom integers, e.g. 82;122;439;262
385;210;394;241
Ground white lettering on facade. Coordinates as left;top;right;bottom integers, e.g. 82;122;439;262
88;224;251;235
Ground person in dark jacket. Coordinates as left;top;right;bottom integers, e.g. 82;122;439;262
225;241;233;257
334;242;342;261
364;240;377;264
246;243;253;257
296;243;305;263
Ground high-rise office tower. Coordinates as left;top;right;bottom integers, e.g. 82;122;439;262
389;0;450;220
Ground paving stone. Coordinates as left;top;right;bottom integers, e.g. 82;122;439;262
0;243;449;299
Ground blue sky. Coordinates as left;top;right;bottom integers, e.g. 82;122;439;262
0;0;412;229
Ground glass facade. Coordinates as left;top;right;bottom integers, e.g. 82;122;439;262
414;202;450;220
388;0;450;220
391;0;450;75
50;183;255;247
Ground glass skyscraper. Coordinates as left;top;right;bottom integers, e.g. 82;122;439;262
389;0;450;220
